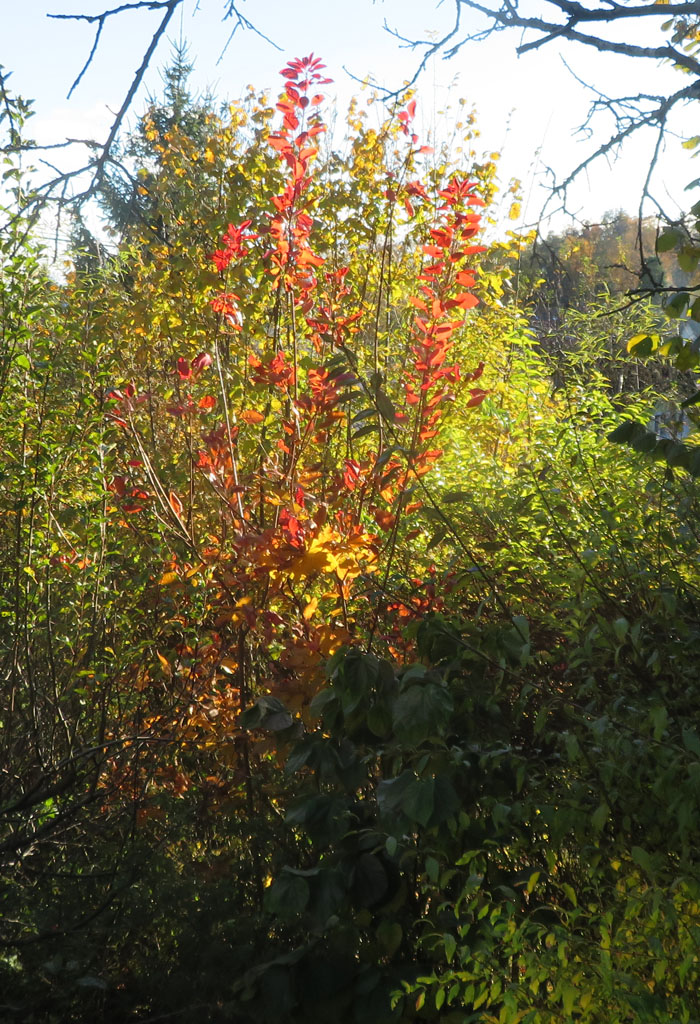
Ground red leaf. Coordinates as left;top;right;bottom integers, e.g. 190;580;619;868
466;388;489;408
192;352;213;372
109;476;127;496
343;459;362;491
211;248;231;271
280;508;304;548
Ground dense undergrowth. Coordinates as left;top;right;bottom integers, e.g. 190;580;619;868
1;54;700;1024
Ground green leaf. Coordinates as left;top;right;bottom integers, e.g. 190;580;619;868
561;982;577;1016
401;776;435;827
377;771;415;820
265;710;294;731
443;932;457;963
392;683;453;745
626;333;658;356
240;696;290;731
657;228;682;252
650;704;668;740
353;853;388;907
591;802;609;832
338;650;379;714
561;882;578;908
682;726;700;757
309;688;337;719
265;871;310;917
426;526;448;549
679;246;700;274
431;775;460;825
656;439;688;469
367;703;392;737
285;738;315;774
631;846;653;876
310;869;346;923
681;390;700;409
679;243;700;272
425;856;439;883
612;617;629;642
659;335;684;358
608;420;647;446
664;292;690;318
526;871;540;894
351;408;378;425
376;389;398;422
376;920;402;956
675;342;700;370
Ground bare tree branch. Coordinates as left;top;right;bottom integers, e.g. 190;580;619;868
383;0;700;319
378;0;464;95
219;0;282;59
1;1;280;232
88;0;182;194
551;80;700;201
446;0;700;76
48;0;182;97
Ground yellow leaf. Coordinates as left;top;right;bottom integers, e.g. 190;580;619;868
157;652;172;676
303;597;318;621
159;571;179;585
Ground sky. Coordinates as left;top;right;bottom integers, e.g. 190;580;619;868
3;0;697;238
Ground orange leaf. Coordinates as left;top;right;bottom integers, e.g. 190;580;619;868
374;509;396;531
450;292;479;310
240;409;265;424
169;492;183;518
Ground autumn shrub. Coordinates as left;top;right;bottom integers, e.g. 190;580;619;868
2;52;700;1024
